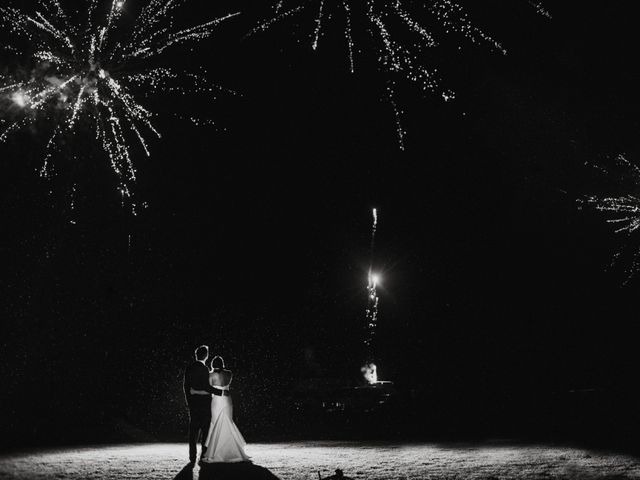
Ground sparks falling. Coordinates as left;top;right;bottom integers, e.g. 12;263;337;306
0;0;240;209
580;154;640;284
251;1;547;150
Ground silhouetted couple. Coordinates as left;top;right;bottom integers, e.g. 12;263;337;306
183;345;250;464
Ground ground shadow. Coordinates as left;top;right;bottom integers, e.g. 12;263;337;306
199;462;280;480
172;463;195;480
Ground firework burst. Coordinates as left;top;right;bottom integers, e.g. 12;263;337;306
250;0;547;150
580;154;640;284
0;0;240;210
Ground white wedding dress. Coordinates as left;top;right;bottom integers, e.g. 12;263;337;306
201;370;250;463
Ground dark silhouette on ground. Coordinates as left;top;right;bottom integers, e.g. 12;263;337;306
322;468;354;480
199;462;280;480
173;462;280;480
172;463;194;480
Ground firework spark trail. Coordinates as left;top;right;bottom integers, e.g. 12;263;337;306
251;0;547;149
528;0;552;19
361;207;380;383
312;0;324;50
0;83;22;94
394;3;436;46
428;0;506;54
369;206;378;272
580;154;640;283
342;1;355;73
0;0;240;209
246;5;305;37
365;207;379;351
371;206;378;252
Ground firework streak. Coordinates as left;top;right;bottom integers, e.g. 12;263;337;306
365;208;379;353
250;0;548;150
580;154;640;284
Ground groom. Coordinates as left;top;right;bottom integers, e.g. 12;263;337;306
183;345;224;464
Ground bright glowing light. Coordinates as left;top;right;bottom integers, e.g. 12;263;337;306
0;0;240;209
371;273;380;286
11;91;28;108
361;362;378;384
251;1;548;149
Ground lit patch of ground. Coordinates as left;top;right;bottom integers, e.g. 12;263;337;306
0;442;639;479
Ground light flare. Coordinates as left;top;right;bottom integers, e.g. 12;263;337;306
11;91;29;108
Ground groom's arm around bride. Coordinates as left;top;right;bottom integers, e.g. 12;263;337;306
183;345;223;464
183;356;224;402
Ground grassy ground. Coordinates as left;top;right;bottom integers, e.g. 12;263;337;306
0;441;639;479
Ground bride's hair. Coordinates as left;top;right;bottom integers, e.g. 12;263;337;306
210;355;225;370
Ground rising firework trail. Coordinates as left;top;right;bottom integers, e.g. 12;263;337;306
249;0;548;150
0;0;240;211
370;206;378;259
362;207;379;383
580;154;640;284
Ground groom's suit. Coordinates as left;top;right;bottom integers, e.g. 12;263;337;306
183;360;223;462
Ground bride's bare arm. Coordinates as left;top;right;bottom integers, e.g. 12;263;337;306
190;388;209;395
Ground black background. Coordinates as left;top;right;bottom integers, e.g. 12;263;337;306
1;0;640;449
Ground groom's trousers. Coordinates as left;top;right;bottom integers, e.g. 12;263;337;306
188;397;212;462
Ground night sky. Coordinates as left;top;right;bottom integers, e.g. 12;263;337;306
1;1;640;449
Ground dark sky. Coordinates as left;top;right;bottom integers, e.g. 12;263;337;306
1;1;640;445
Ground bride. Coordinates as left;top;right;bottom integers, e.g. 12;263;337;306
191;355;250;463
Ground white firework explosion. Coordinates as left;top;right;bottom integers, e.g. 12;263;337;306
580;154;640;284
0;0;240;211
250;0;548;150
